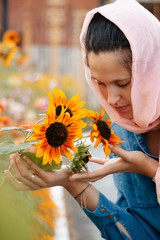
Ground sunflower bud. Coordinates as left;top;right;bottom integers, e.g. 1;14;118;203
70;141;91;174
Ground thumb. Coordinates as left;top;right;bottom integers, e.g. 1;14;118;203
109;144;128;160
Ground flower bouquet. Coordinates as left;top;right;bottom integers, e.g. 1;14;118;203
0;86;123;184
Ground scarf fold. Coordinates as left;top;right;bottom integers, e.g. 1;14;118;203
80;0;160;133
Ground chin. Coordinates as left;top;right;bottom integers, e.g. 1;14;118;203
119;112;133;119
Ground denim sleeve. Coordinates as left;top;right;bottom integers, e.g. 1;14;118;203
82;191;118;239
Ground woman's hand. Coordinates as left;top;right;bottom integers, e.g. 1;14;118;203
70;145;159;182
155;166;160;204
4;152;100;210
4;153;72;191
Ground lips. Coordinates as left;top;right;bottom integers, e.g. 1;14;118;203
115;105;130;112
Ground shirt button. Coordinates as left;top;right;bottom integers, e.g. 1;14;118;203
109;215;113;219
101;208;106;213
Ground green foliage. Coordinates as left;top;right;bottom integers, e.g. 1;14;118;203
70;141;91;174
0;152;54;240
0;140;38;154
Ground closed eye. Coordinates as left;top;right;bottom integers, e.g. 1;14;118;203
117;82;130;88
91;77;105;86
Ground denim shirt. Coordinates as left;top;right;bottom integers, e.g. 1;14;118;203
83;123;160;239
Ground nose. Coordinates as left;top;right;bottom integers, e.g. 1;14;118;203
107;86;121;106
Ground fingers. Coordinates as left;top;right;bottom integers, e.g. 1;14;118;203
70;166;107;182
89;157;108;165
110;144;129;160
22;155;46;177
9;153;46;189
4;170;33;191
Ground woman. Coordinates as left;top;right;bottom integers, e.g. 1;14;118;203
5;0;160;239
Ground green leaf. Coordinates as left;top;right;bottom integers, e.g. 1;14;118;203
0;126;25;132
0;141;38;155
21;152;62;171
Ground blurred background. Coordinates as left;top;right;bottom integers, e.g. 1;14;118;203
0;0;160;239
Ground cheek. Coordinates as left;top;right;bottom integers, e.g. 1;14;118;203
94;84;108;98
126;89;132;103
121;86;132;103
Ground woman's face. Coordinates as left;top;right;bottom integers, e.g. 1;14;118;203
88;51;133;119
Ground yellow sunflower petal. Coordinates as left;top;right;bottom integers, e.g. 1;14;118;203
26;133;39;141
34;138;48;147
63;140;78;153
60;145;73;160
103;140;111;157
54;86;66;105
109;129;125;145
70;101;85;111
100;108;105;120
90;129;96;142
87;110;97;120
92;123;97;131
78;108;88;118
94;136;102;148
92;131;99;137
47;102;56;123
66;94;80;108
105;118;112;127
36;147;44;158
42;145;51;165
63;113;80;126
47;91;54;103
52;147;61;165
32;124;46;134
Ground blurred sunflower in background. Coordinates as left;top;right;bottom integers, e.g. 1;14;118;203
3;30;20;47
88;108;124;157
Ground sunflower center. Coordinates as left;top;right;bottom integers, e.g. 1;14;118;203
56;105;73;117
97;120;111;140
46;122;68;147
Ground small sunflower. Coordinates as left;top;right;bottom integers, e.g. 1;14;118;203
48;86;88;119
2;46;19;67
27;103;86;165
88;108;124;157
3;30;20;46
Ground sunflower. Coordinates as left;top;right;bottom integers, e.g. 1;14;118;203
48;86;88;119
27;103;87;165
3;30;20;47
2;46;19;67
88;108;124;157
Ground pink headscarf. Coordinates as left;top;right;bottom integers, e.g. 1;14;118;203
80;0;160;133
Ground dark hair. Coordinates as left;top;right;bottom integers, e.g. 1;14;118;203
85;13;132;72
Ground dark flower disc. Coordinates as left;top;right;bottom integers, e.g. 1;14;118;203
56;105;73;117
46;122;68;147
97;120;111;140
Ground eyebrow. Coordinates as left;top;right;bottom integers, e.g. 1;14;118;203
91;76;130;82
